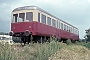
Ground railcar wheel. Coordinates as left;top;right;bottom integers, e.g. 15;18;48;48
57;38;62;42
63;40;67;43
71;40;76;43
21;37;26;45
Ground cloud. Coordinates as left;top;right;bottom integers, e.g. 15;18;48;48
0;0;19;4
0;19;10;32
0;0;90;38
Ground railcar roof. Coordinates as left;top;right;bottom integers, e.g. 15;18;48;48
13;6;78;29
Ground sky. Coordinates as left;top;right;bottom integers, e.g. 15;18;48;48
0;0;90;39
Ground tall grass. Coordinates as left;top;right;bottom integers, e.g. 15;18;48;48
0;36;66;60
34;36;65;60
0;43;16;60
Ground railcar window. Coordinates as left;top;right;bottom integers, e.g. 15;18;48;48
66;25;67;31
55;20;56;27
47;17;51;26
13;14;18;22
74;29;75;33
57;20;58;28
58;21;60;29
76;31;77;34
38;13;40;22
70;27;71;32
75;29;76;34
41;14;46;24
19;13;25;22
26;12;33;21
78;31;79;35
71;27;72;33
59;22;60;29
68;27;70;32
77;30;78;34
71;28;73;33
52;19;56;27
67;26;68;31
58;22;59;29
72;28;74;33
61;23;63;30
76;30;78;35
64;24;66;30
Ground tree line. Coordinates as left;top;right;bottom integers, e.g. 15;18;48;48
84;28;90;42
0;32;8;35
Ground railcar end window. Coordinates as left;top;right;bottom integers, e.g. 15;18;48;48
41;14;46;24
26;12;33;21
19;13;25;22
47;17;51;26
13;14;18;22
38;13;40;22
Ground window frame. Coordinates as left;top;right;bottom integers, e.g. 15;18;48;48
61;23;63;30
13;14;18;23
41;14;46;24
52;19;56;27
19;13;25;22
47;17;51;26
26;12;33;22
38;13;40;22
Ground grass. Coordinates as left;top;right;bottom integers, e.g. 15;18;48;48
0;37;90;60
0;37;67;60
0;43;16;60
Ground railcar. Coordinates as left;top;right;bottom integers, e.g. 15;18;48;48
10;6;79;44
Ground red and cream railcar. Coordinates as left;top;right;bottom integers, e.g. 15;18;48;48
10;6;79;44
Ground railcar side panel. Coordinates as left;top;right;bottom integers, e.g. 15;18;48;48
11;21;79;40
36;22;56;36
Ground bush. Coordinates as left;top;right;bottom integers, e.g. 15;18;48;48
66;39;72;45
83;42;90;49
75;41;90;50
